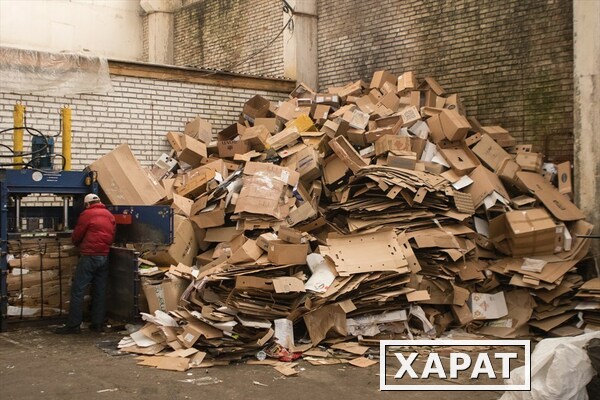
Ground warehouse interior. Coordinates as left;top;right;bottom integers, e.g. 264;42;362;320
1;1;599;399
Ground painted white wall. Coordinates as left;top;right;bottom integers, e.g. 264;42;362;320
0;0;144;61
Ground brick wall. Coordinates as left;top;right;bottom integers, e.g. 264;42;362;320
318;0;574;162
0;74;289;172
173;0;284;77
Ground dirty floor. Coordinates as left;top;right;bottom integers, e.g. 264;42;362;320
0;327;509;400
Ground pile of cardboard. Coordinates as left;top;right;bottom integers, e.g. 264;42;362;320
89;70;596;370
6;238;77;317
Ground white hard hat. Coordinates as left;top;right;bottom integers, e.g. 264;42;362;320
84;193;101;204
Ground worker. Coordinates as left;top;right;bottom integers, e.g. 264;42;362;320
54;193;116;334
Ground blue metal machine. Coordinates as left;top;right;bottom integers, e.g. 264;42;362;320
0;169;94;331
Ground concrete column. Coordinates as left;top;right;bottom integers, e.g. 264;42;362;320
283;0;318;90
573;1;600;259
140;0;181;64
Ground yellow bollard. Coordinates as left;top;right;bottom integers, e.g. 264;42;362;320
61;106;72;171
13;103;25;169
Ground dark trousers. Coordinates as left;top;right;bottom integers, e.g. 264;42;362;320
66;255;108;328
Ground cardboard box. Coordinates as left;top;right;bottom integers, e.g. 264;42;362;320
515;152;543;173
143;275;190;313
217;139;251;159
472;134;512;171
374;135;411;156
256;232;278;252
464;165;510;209
166;131;183;152
437;141;480;175
278;226;307;244
184;116;213;144
90;143;166;206
282;145;321;183
178;135;207;168
386;152;417;169
266;126;300;150
243;95;270;123
440;109;471;141
370;70;396;89
328;135;369;173
557;161;572;197
241;124;271;151
254;117;279;134
399;106;421;127
397;71;417;93
516;171;585;221
267;240;309;265
176;167;216;199
145;215;198;267
490;208;559;256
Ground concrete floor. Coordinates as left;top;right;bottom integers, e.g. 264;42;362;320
0;327;509;400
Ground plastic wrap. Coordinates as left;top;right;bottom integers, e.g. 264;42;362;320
0;46;113;95
501;331;600;400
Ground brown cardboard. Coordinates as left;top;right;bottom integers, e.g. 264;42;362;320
266;126;300;150
492;208;560;256
472;134;512;171
440;109;471;141
397;71;417;93
557;161;573;197
328;135;369;173
370;70;396;89
181;320;223;347
272;277;305;293
464;165;510;209
189;200;225;229
143;275;190;313
184;116;213;144
282;145;321;183
166;131;183;152
374;135;411;156
516;171;585;221
515;152;543;173
436;141;480;175
267;241;308;265
217;139;251;159
178;135;208;168
469;292;508;320
278;226;306;244
321;230;409;276
145;215;197;267
243;95;270;123
176;167;216;199
256;232;278;252
90;143;166;206
254;117;279;133
241;124;271;151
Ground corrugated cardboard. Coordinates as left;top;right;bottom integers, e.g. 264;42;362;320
143;275;190;313
557;161;573;197
516;171;585;221
176;167;216;199
374;135;411;156
184;116;213;144
321;230;409;276
469;292;508;320
181;320;223;348
178;135;207;168
437;141;480;175
515;152;543;173
243;95;270;123
145;215;198;267
166;131;183;152
329;135;369;173
370;70;396;89
397;71;417;93
464;165;510;209
472;134;512;171
440;109;471;141
505;208;558;256
267;241;308;265
241;124;271;151
90;143;166;205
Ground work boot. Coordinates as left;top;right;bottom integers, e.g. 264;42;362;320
54;325;81;334
89;324;104;333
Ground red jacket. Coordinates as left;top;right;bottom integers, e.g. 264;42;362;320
72;203;116;256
